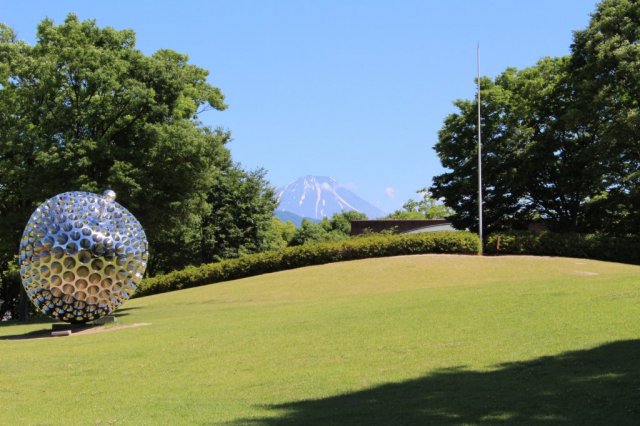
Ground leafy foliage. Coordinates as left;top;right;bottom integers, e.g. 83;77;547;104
569;0;640;235
432;58;605;234
0;16;276;315
0;15;223;269
200;167;278;264
432;74;529;234
486;231;640;265
432;0;639;236
259;218;297;252
289;211;368;246
387;189;454;220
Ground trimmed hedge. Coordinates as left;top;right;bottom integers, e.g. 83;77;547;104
135;231;480;297
486;231;640;265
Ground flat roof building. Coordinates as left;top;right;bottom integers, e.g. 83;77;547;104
350;219;455;236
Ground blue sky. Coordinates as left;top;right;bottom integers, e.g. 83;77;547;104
2;0;598;213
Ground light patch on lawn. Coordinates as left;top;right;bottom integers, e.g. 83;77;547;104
72;322;151;336
573;270;600;276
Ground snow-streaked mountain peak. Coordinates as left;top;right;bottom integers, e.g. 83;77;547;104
276;176;386;220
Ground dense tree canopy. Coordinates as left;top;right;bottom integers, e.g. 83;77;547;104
289;211;367;246
570;0;640;234
386;189;454;220
431;0;639;236
201;167;278;263
432;73;532;234
0;15;277;316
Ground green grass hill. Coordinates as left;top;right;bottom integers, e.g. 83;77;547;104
2;255;640;425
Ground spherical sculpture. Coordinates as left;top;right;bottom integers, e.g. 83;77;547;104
19;190;148;323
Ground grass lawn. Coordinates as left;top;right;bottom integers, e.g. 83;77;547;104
2;255;640;425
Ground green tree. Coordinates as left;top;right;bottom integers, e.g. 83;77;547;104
259;218;297;251
200;167;278;263
570;0;640;235
431;0;640;236
0;15;229;275
431;55;608;234
387;189;454;220
288;220;328;246
289;211;367;246
326;210;368;235
431;74;529;234
0;16;275;315
509;57;605;232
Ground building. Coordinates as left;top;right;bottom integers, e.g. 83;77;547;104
350;219;455;236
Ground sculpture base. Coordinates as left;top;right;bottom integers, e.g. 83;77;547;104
51;316;117;330
51;323;90;331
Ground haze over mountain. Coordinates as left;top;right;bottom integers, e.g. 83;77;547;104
276;176;386;221
273;210;313;227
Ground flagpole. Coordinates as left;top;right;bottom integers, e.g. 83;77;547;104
477;43;483;254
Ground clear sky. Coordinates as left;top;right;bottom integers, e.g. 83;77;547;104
2;0;598;213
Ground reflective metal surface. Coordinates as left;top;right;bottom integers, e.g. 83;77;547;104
19;190;148;323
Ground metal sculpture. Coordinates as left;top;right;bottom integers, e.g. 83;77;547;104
19;190;148;323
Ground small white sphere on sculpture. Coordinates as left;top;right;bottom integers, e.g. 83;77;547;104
103;189;117;202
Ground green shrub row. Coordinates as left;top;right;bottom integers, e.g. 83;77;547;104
486;231;640;265
135;231;480;297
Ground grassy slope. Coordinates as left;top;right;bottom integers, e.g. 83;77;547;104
2;255;640;425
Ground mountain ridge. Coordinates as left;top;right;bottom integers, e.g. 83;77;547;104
276;175;386;220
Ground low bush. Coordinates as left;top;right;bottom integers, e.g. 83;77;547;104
135;231;480;297
486;231;640;265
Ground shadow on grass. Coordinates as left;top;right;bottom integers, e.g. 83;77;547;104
0;328;55;340
0;316;55;339
0;322;98;340
231;340;640;425
0;307;142;339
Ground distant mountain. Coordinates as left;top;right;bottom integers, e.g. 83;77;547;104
276;176;386;220
274;210;317;227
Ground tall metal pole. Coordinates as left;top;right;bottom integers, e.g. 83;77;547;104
477;44;484;254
